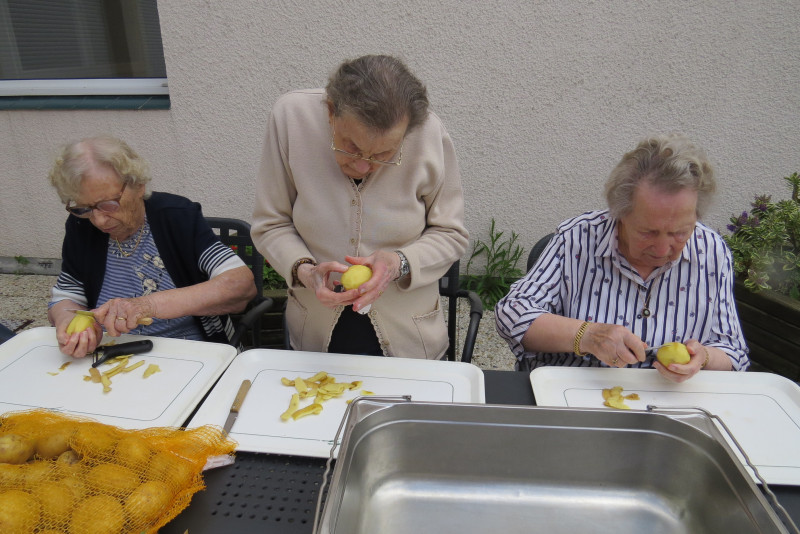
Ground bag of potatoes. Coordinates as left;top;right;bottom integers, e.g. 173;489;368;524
0;409;236;534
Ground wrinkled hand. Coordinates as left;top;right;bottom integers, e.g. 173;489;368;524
653;339;707;383
56;318;103;358
299;260;353;308
93;297;156;336
581;322;647;367
344;251;400;313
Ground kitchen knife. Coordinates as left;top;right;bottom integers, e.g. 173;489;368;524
90;339;154;367
223;379;252;436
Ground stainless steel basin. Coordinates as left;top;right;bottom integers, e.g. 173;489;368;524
317;402;789;534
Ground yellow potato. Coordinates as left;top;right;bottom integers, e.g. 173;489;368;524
125;480;174;525
71;425;117;457
115;435;152;468
0;434;35;464
0;463;23;487
146;452;196;489
35;425;75;459
69;495;124;534
58;475;86;500
86;463;140;495
0;489;41;534
22;460;55;487
65;314;94;335
340;265;373;290
33;480;75;525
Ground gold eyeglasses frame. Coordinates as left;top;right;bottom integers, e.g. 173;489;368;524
329;119;403;166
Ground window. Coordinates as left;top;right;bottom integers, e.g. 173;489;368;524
0;0;168;108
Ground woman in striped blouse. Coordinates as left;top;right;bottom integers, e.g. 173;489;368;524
47;136;256;358
495;133;748;382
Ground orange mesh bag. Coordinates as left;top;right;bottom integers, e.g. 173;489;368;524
0;409;236;534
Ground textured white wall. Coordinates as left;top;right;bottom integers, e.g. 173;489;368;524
1;0;798;272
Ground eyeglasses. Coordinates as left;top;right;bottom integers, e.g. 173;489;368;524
66;183;127;218
330;120;403;166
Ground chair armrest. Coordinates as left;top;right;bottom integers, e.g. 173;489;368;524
457;289;483;364
229;296;275;348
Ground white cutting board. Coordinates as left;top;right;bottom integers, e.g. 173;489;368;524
531;367;800;486
0;327;236;429
188;349;485;458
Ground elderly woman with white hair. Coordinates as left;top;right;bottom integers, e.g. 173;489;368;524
495;133;749;382
47;136;256;358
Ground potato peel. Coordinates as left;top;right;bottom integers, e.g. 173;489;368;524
280;371;369;422
602;386;639;410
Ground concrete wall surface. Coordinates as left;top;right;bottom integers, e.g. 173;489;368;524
2;0;798;273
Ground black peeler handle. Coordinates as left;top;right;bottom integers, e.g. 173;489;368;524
92;339;154;367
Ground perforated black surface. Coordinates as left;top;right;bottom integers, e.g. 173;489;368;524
161;452;328;534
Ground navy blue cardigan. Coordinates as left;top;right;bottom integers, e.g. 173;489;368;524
60;192;233;344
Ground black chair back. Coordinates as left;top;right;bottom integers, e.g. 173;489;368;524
205;217;273;348
527;233;555;272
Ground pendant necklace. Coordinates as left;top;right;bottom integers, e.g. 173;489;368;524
115;225;144;258
637;283;653;318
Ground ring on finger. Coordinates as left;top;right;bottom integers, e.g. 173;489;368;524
611;357;619;365
116;316;126;321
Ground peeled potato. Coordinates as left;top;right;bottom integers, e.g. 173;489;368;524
86;463;140;495
70;495;124;534
0;434;35;464
340;265;373;290
0;489;41;534
656;342;691;367
65;314;94;335
125;480;174;525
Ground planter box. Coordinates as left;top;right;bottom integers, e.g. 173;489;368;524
734;280;800;381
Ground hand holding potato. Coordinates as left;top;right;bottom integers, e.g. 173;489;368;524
49;301;103;358
653;339;721;383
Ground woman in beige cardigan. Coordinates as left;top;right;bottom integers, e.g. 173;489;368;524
251;55;468;359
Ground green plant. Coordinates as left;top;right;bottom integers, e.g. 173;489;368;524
263;262;287;290
724;172;800;301
463;218;525;309
14;255;29;265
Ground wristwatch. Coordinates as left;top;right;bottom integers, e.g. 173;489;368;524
395;250;410;280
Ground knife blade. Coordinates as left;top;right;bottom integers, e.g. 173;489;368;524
68;309;153;326
90;339;154;367
223;380;252;436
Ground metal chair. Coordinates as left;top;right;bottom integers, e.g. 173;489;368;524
282;260;483;362
527;233;555;272
205;217;274;349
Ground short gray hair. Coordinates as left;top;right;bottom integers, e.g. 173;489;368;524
48;136;152;204
605;133;716;219
326;55;429;133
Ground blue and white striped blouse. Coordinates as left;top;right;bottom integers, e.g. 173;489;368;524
495;210;749;371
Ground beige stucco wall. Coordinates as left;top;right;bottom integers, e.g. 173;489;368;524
2;0;798;272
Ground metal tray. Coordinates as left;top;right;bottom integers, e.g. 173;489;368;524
530;367;800;485
187;349;485;458
0;327;237;429
317;401;791;534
